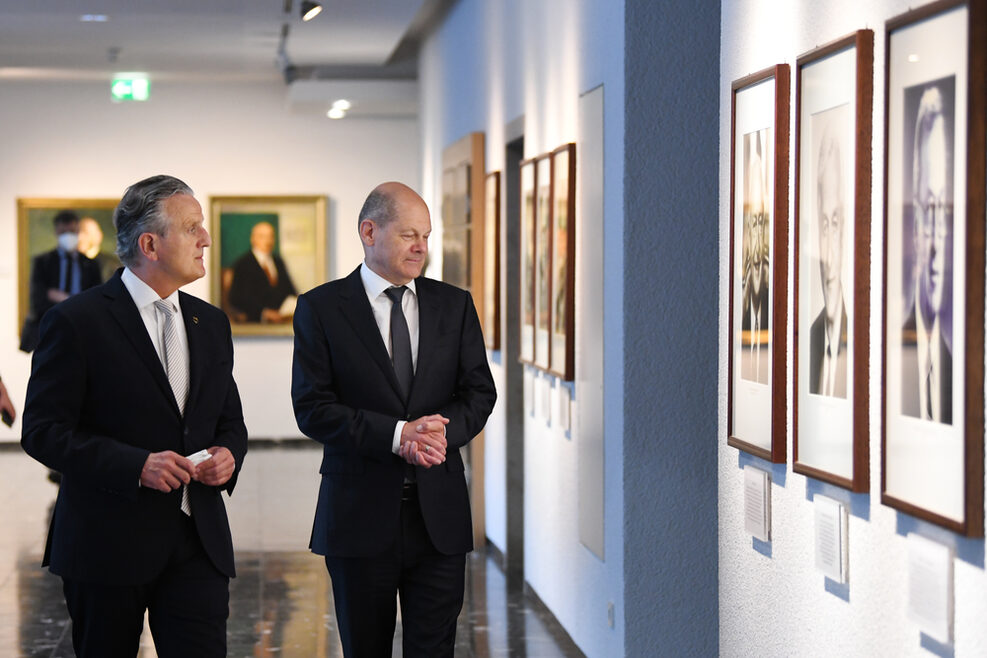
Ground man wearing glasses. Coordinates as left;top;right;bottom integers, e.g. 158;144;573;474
902;85;952;424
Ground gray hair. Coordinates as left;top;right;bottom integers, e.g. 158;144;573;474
358;188;398;230
912;86;945;195
114;175;194;267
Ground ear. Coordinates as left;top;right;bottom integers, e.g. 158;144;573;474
359;219;375;246
137;232;158;261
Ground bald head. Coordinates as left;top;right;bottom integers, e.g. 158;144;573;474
359;181;431;285
250;221;276;254
358;181;427;230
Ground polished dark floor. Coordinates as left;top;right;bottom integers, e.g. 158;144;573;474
0;443;583;657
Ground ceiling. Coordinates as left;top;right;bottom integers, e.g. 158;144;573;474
0;0;452;115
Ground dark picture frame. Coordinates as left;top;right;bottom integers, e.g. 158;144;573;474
727;64;790;463
519;157;537;365
483;171;501;350
549;143;576;381
533;155;553;371
209;195;328;337
881;0;986;536
17;198;120;341
793;30;873;492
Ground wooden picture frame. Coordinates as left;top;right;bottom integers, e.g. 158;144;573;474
483;171;501;350
209;195;328;337
549;143;576;380
727;64;790;463
519;157;537;365
793;30;873;492
17;198;120;346
533;155;554;371
881;0;986;536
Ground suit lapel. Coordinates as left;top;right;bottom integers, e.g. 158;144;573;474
412;278;441;406
179;292;202;415
104;275;181;416
338;268;406;402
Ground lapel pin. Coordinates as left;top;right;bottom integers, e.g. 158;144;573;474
192;316;199;324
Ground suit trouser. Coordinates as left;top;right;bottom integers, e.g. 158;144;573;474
325;484;467;658
61;512;229;658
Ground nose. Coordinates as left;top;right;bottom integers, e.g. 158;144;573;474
201;228;212;248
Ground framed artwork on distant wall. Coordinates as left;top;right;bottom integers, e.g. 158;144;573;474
882;0;985;536
483;171;501;350
727;64;790;463
209;195;327;337
549;143;576;381
519;157;537;365
793;30;873;492
17;198;120;351
534;155;553;371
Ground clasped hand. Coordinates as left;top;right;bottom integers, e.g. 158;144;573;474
140;447;235;492
399;414;450;468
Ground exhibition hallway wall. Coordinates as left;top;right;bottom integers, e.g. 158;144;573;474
719;0;987;656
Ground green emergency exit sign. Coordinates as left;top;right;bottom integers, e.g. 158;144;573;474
111;76;150;102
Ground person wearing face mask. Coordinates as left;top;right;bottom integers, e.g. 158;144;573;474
20;210;102;353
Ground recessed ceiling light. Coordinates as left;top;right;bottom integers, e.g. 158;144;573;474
79;14;109;22
907;53;920;63
332;99;351;111
327;107;345;119
301;2;322;21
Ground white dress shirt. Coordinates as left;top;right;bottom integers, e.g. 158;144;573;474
820;308;844;397
360;262;419;454
121;267;190;384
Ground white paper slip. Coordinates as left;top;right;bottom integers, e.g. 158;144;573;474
187;449;213;465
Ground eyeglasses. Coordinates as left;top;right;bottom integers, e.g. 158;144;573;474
914;196;948;239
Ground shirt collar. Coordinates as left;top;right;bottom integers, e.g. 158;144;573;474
121;267;181;310
360;262;417;300
252;248;274;266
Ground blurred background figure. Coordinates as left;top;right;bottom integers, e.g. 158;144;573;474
20;210;102;353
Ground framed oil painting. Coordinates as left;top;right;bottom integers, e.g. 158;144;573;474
17;198;120;351
882;0;985;536
209;195;327;337
519;157;537;364
793;30;873;492
727;64;790;463
549;143;576;381
534;155;553;371
484;171;501;350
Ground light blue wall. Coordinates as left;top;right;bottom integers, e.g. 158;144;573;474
623;0;720;654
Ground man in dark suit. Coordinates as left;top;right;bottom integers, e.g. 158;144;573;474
21;175;248;657
292;181;496;657
901;86;952;424
808;125;849;398
20;210;102;352
228;221;297;323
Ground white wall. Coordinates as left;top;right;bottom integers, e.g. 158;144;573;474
0;79;419;442
719;1;987;655
419;1;625;655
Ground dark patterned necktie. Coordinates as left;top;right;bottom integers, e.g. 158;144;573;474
384;286;413;402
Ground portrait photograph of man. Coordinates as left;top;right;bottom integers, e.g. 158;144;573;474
900;77;955;424
740;128;771;384
808;105;850;399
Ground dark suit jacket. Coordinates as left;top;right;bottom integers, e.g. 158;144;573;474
228;251;297;322
808;302;848;398
901;307;952;424
21;271;248;585
291;267;496;557
20;249;102;352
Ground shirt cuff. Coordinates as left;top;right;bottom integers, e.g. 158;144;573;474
392;420;406;455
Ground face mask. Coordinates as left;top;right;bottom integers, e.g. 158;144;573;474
57;232;79;252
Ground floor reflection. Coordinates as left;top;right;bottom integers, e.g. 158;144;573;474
1;444;582;657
